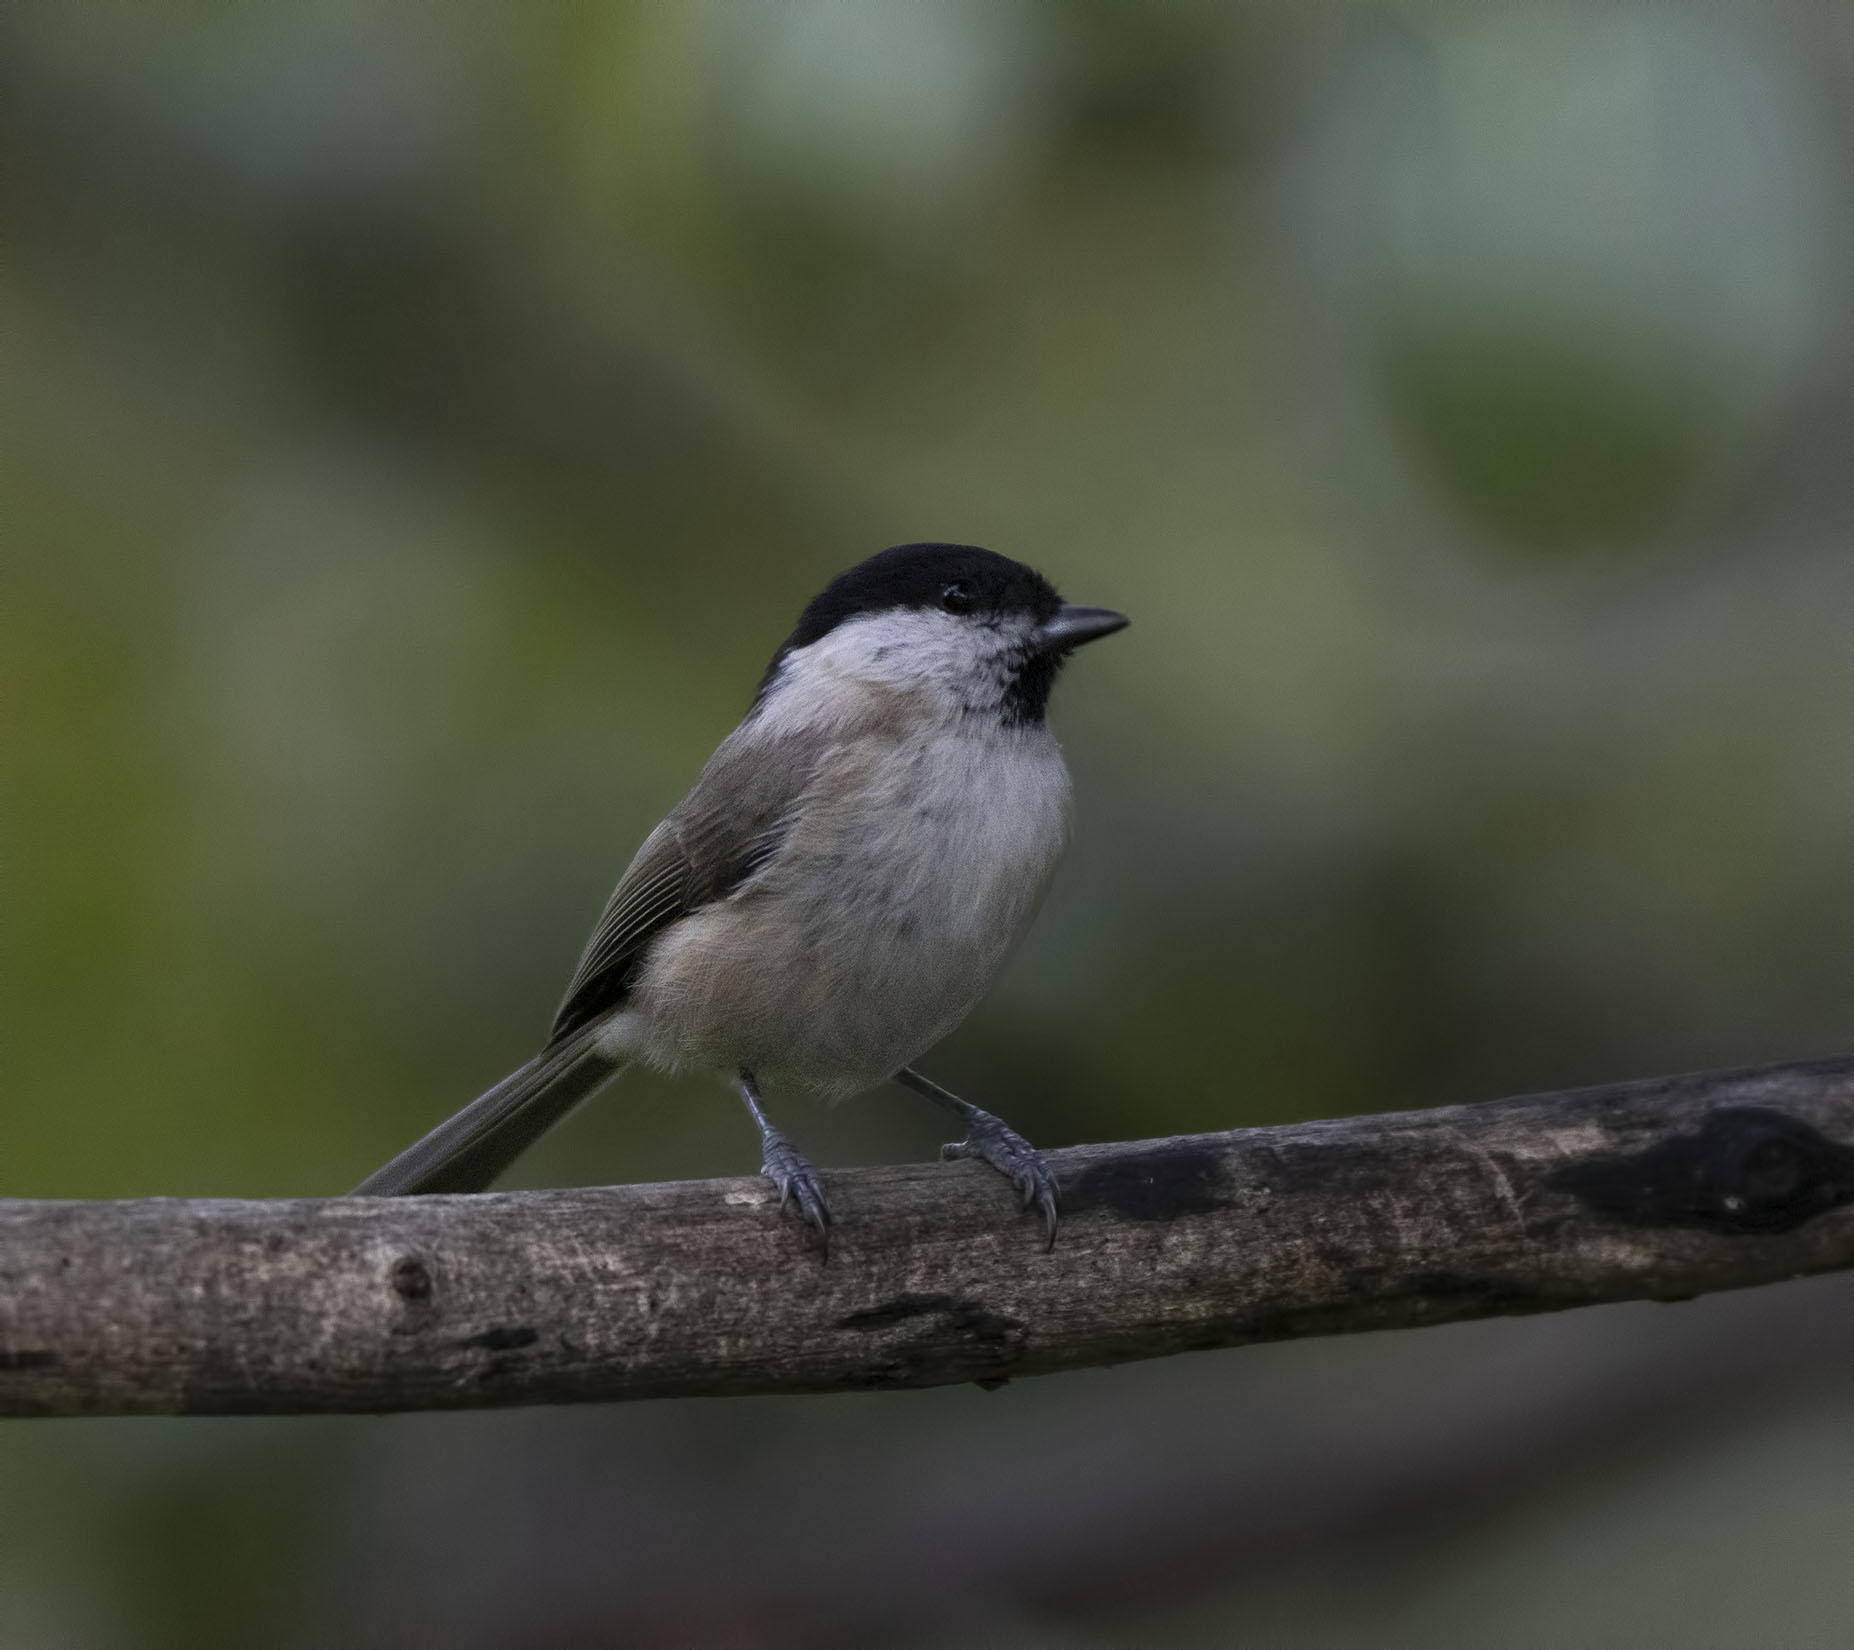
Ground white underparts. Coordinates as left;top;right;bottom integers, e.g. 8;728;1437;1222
623;610;1074;1100
590;1011;644;1062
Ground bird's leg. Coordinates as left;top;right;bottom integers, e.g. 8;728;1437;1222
894;1067;1058;1247
738;1068;831;1237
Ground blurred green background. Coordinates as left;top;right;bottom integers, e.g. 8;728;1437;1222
4;3;1852;1646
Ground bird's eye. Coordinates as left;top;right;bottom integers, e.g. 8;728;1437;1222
940;581;974;614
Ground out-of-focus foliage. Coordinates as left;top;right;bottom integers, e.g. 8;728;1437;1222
1294;13;1838;548
3;3;1851;1645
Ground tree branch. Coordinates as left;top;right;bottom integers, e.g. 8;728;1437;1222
4;1057;1853;1417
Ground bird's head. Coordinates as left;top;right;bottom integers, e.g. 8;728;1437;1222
756;543;1127;726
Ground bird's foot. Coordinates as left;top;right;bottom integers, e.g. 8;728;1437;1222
760;1128;832;1239
943;1109;1059;1248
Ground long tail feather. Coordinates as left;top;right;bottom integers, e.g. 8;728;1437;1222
352;1030;624;1196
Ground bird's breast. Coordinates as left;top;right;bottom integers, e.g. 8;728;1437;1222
631;723;1073;1097
794;722;1072;952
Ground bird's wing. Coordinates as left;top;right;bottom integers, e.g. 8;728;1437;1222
546;723;834;1042
355;713;885;1196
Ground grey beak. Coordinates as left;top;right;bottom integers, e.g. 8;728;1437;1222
1037;604;1130;654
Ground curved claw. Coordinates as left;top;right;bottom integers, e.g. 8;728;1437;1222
761;1131;831;1243
942;1119;1060;1249
1033;1181;1059;1252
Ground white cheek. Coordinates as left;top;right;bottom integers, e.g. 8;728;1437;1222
764;610;1027;722
816;610;970;680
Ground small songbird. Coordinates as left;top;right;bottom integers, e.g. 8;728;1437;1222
354;543;1128;1241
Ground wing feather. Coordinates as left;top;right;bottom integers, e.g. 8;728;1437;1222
546;724;831;1042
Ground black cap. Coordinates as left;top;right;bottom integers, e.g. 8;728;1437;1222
783;543;1062;653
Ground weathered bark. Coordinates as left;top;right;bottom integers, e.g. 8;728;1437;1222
3;1056;1852;1417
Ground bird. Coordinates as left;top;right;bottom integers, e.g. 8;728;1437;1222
353;542;1128;1243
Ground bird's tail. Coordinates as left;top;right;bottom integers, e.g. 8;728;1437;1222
352;1027;626;1195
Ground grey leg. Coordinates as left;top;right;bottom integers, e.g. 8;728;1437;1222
739;1068;830;1236
894;1067;1059;1247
